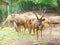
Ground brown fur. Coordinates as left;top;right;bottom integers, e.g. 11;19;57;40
2;11;49;40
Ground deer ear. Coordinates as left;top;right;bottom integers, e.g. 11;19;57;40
42;18;45;21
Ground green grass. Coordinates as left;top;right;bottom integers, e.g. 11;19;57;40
0;27;34;45
0;27;19;41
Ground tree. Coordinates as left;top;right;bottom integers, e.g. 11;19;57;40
56;0;60;14
31;0;58;7
0;0;58;19
0;0;8;21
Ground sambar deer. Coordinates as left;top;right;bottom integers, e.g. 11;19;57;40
2;11;49;40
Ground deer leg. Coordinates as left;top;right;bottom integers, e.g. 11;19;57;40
32;27;35;35
14;23;19;32
29;27;32;34
35;29;38;40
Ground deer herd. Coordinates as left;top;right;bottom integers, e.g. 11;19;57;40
2;11;57;40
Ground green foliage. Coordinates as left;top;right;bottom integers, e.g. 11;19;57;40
0;5;8;18
31;0;58;7
0;0;58;18
0;6;2;17
19;0;58;7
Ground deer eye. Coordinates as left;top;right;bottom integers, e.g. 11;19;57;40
42;18;45;21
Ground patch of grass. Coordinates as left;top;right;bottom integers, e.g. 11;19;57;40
39;41;48;45
0;27;34;45
0;27;19;41
33;41;48;45
0;27;20;45
18;30;34;38
0;41;11;45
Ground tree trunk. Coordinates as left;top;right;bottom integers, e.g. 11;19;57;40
2;5;5;21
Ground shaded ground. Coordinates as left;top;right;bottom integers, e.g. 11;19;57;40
4;24;60;45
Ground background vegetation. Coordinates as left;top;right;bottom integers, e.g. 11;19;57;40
0;0;59;19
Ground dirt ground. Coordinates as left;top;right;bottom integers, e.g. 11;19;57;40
4;24;60;45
